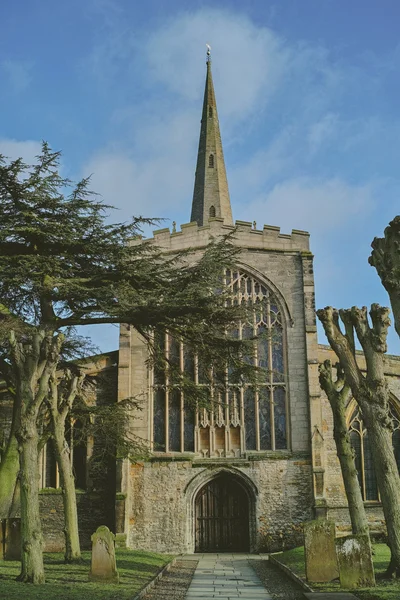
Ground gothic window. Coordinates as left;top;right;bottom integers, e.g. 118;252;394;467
209;154;214;168
209;205;216;217
209;106;213;117
349;405;400;501
152;270;288;457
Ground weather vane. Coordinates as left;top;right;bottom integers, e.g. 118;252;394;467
206;43;211;61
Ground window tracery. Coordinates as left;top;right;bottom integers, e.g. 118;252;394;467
349;405;400;501
152;270;288;457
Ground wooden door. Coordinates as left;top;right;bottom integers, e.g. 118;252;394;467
195;475;249;552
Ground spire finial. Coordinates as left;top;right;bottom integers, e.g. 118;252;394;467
206;43;211;62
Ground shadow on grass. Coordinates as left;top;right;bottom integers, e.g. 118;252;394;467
0;549;173;600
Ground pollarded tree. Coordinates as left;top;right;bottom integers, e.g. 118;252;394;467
370;216;400;337
317;305;400;576
48;362;86;564
318;360;371;541
0;143;252;583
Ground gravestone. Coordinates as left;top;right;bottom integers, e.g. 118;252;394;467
4;518;21;560
89;525;119;583
304;519;339;582
336;535;375;588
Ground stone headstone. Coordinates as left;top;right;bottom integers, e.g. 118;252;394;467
4;518;21;560
89;525;119;583
304;519;339;582
336;534;375;589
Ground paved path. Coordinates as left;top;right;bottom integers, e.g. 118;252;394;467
183;554;272;599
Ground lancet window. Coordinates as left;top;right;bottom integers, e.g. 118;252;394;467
151;270;288;457
349;405;400;501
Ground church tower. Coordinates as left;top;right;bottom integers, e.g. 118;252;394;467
117;52;320;555
191;55;233;226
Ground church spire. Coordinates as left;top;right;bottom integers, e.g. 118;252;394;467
190;50;233;227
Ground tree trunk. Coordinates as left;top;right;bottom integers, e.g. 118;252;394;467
18;416;45;583
365;409;400;576
52;424;81;563
317;305;400;576
331;403;370;537
0;434;20;518
0;394;21;518
319;360;370;538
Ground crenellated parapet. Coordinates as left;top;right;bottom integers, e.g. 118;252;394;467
149;217;310;254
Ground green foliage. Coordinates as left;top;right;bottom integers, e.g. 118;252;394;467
0;142;260;384
0;550;172;599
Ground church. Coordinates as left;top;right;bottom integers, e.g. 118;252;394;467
113;55;400;554
36;55;400;555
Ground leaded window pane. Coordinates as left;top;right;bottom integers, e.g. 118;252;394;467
244;388;256;450
393;429;400;474
168;336;180;368
363;433;379;501
169;390;181;452
154;332;166;385
184;347;195;381
154;389;166;451
184;407;195;452
257;326;269;369
274;387;287;450
272;326;284;383
259;388;271;450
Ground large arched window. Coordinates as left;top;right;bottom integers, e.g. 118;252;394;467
152;270;288;456
349;405;400;501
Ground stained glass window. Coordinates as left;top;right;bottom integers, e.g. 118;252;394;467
152;270;288;455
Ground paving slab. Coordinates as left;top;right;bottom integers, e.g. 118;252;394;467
183;554;272;599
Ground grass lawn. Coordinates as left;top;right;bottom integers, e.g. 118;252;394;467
0;549;173;600
276;543;400;600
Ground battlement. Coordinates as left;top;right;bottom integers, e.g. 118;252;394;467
150;217;310;253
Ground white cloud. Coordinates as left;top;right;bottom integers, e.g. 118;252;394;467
0;139;42;164
237;177;376;235
144;9;289;120
307;113;339;154
84;149;194;222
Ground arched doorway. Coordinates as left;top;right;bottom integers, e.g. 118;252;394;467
195;474;249;552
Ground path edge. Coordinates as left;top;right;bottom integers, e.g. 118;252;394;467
131;556;177;600
268;553;314;593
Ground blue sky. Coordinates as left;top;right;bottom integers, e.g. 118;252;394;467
0;0;399;353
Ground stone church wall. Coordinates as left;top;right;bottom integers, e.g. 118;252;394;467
121;219;317;553
128;456;313;554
